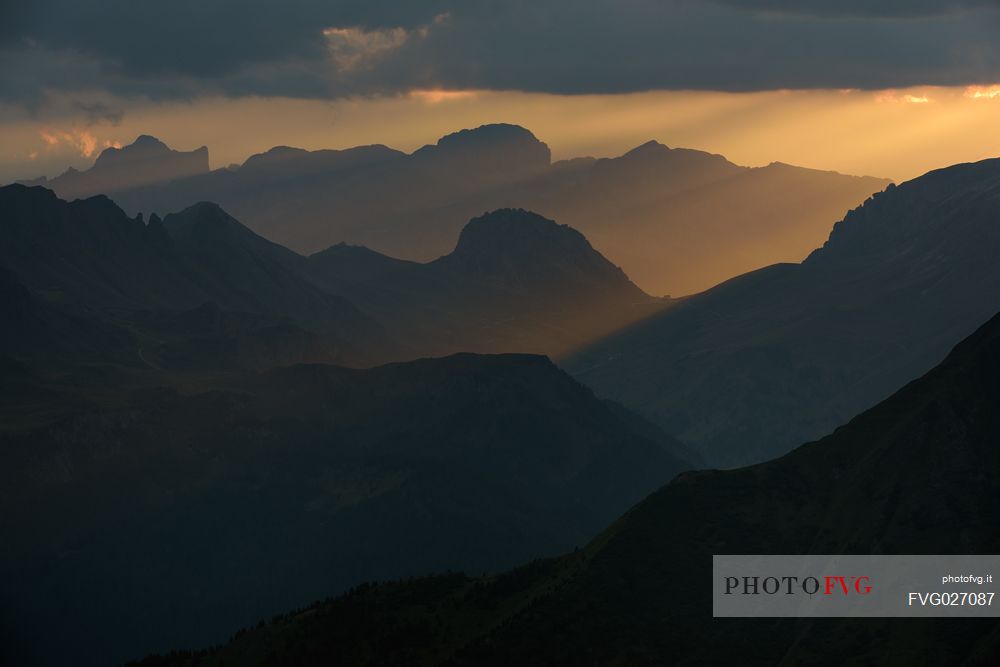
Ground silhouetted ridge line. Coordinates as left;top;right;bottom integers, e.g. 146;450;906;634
12;124;888;295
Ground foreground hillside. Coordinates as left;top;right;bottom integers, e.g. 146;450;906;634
145;311;1000;666
568;157;1000;467
0;354;693;666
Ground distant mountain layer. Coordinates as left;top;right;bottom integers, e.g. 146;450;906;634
23;125;888;296
150;310;1000;666
0;185;656;368
0;353;694;666
565;157;1000;467
21;135;209;199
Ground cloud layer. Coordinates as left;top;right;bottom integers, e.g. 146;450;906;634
4;0;1000;109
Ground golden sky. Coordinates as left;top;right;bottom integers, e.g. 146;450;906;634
5;85;1000;185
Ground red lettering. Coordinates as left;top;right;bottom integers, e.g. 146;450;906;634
824;576;848;595
824;575;873;595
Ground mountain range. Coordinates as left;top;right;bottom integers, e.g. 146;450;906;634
0;183;692;664
7;136;1000;666
0;353;693;666
17;125;889;296
144;308;1000;666
566;157;1000;467
0;185;656;373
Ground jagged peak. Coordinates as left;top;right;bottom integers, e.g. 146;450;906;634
805;155;1000;266
0;184;134;222
90;134;209;181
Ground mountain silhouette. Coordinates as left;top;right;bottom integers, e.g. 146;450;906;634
566;157;1000;467
0;185;658;365
410;123;551;182
0;185;388;367
24;125;888;296
302;209;664;357
156;201;371;336
21;135;209;200
156;310;1000;666
0;353;694;666
0;186;690;666
530;150;891;295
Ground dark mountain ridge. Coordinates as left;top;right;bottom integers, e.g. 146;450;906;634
0;185;387;369
158;310;1000;666
566;156;1000;467
1;185;660;368
18;126;888;296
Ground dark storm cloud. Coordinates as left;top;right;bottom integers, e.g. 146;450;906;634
72;101;124;126
710;0;997;18
3;0;1000;108
0;1;449;76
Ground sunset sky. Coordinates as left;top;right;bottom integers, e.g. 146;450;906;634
4;1;1000;183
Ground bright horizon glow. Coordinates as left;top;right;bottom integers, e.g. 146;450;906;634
966;85;1000;100
4;84;1000;185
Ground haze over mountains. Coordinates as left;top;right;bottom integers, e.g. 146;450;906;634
7;128;1000;667
22;135;209;200
304;209;662;357
0;185;655;375
10;1;1000;665
156;309;1000;666
17;125;889;296
567;157;1000;467
6;154;999;469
